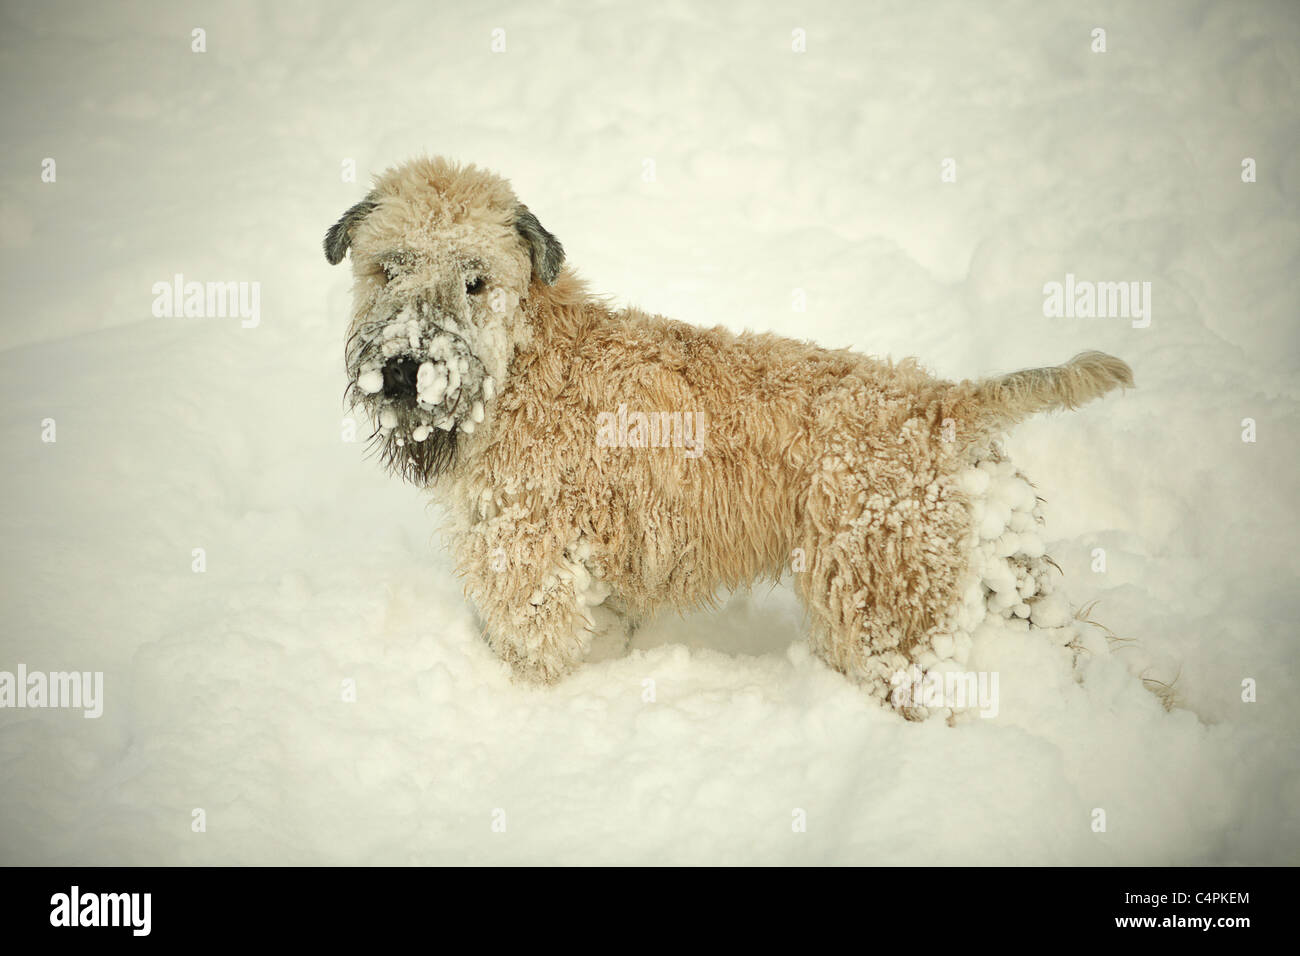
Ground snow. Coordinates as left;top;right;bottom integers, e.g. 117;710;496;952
1;0;1297;864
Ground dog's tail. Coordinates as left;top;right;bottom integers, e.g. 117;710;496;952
967;351;1133;431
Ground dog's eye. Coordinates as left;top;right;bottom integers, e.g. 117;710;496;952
465;276;485;295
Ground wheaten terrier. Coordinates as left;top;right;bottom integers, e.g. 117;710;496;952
324;156;1132;713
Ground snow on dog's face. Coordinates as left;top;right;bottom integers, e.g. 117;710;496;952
324;157;563;485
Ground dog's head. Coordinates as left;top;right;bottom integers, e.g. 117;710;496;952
325;156;564;484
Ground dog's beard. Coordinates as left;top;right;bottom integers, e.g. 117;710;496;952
368;406;461;486
345;302;493;486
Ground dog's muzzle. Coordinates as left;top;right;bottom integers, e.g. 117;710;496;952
381;357;421;400
349;303;493;439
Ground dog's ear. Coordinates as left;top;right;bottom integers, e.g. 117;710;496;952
324;197;378;265
513;204;565;284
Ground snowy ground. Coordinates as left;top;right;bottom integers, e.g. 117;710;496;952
1;0;1297;865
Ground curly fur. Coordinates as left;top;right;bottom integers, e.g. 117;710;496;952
326;156;1134;706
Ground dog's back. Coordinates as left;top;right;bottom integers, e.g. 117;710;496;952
476;291;1131;625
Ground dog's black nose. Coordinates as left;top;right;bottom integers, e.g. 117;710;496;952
382;358;420;399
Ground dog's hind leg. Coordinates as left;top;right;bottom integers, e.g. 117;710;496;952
793;438;975;715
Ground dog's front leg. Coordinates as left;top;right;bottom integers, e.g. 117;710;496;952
458;520;603;683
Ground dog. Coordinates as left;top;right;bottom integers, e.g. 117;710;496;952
324;156;1132;714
